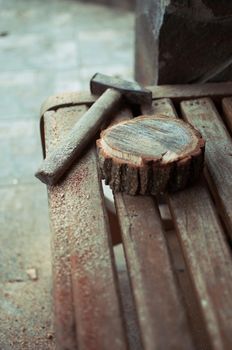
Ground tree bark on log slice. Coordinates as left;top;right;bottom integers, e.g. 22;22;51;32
97;115;205;195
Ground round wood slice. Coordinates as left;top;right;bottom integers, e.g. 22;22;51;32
96;114;205;195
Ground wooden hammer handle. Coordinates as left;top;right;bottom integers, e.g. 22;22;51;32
35;88;122;185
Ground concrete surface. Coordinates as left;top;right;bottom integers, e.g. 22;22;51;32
0;0;134;348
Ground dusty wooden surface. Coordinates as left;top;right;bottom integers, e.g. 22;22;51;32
45;105;127;350
144;98;232;350
43;83;232;350
169;182;232;350
105;109;195;349
150;99;212;349
114;182;195;349
181;98;232;237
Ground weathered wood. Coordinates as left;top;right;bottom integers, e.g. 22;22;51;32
112;110;194;350
45;106;128;350
164;229;211;350
39;83;232;159
40;83;232;121
115;193;195;350
45;111;77;350
98;115;205;195
142;98;178;117
149;82;232;102
168;182;232;350
144;99;232;350
42;84;232;350
222;97;232;133
40;91;96;118
36;89;122;185
181;98;232;236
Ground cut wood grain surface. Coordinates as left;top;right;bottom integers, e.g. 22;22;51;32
113;110;195;350
45;106;127;350
145;98;232;350
98;115;205;195
181;98;232;236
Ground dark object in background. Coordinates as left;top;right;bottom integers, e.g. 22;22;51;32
0;31;8;37
135;0;232;85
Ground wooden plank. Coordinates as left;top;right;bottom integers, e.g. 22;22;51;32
115;192;194;350
180;98;232;236
222;97;232;133
40;83;232;120
45;110;78;350
146;99;232;350
39;83;232;158
149;82;232;101
40;91;96;117
113;109;194;350
143;98;178;117
168;182;232;350
44;106;127;350
164;229;210;350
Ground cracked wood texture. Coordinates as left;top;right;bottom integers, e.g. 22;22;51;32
44;105;127;350
112;109;195;350
97;115;205;195
181;98;232;237
144;98;232;350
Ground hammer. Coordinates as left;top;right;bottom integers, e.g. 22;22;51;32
35;73;152;185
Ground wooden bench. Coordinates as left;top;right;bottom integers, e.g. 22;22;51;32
40;82;232;350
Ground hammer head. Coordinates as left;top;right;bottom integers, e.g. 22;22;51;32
90;73;152;105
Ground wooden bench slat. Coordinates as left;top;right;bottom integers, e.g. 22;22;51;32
45;110;78;350
180;98;232;236
143;97;178;117
40;83;232;122
45;106;128;350
149;82;232;101
115;193;195;350
222;97;232;133
113;109;195;350
149;99;211;348
169;182;232;350
147;99;232;350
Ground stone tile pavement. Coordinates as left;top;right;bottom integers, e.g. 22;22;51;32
0;0;134;348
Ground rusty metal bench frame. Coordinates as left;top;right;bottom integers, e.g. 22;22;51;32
40;82;232;350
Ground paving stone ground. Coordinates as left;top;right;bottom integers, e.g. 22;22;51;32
0;0;134;348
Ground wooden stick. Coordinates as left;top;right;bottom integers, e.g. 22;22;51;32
35;88;122;185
